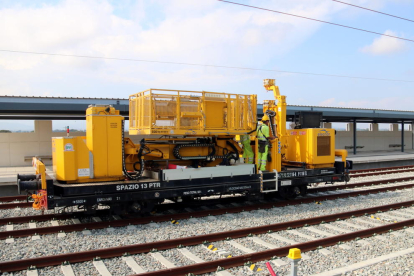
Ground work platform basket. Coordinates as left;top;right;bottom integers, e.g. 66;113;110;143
129;89;257;136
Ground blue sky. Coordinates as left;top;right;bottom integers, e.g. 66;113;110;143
0;0;413;130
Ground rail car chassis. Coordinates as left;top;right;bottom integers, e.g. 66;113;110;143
35;161;351;214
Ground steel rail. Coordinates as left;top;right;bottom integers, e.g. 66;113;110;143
1;182;414;241
352;168;414;178
0;197;243;225
309;175;414;193
0;213;75;226
351;165;414;174
0;208;133;226
0;195;27;202
0;202;32;210
1;200;413;273
137;217;414;276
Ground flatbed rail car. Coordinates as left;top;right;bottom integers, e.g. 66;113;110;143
18;79;352;214
32;164;346;212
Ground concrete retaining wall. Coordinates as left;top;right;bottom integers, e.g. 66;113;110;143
323;123;413;152
0;121;142;167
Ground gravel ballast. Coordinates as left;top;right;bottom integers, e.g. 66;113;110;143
1;171;414;275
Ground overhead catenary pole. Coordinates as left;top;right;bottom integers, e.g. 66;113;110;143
402;121;405;153
353;119;357;155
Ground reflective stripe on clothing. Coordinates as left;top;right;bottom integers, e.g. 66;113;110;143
241;134;254;164
240;135;250;143
256;124;270;141
256;124;270;170
243;151;254;164
257;144;268;171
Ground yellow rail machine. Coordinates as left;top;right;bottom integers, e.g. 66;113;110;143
18;81;351;213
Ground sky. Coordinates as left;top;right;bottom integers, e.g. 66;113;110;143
0;0;413;130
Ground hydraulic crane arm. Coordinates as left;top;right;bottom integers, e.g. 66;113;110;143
263;79;287;139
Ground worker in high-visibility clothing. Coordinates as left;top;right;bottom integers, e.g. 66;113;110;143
240;134;254;164
256;114;275;171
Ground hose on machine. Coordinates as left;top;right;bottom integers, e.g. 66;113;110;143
121;120;144;180
173;141;238;163
266;110;277;138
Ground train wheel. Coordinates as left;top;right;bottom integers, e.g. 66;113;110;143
140;200;162;215
181;196;194;203
292;186;301;198
264;191;278;200
300;185;308;196
278;186;297;200
84;204;98;214
142;200;156;213
344;174;350;183
112;203;127;215
130;202;142;213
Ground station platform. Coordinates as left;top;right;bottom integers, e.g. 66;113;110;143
1;150;413;196
0;166;53;196
346;150;414;170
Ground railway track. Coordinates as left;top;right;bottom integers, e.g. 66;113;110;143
1;165;414;275
1;200;414;274
1;179;414;242
2;173;414;226
351;165;414;174
0;195;27;203
308;175;414;192
0;201;32;210
0;195;31;209
1;166;413;211
351;167;414;178
0;173;411;225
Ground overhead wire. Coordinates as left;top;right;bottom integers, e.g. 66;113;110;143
332;0;414;23
0;49;413;83
217;0;414;43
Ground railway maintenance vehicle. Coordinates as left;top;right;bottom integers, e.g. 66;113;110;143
18;79;352;214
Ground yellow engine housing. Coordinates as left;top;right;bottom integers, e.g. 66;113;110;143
285;128;335;168
52;105;125;183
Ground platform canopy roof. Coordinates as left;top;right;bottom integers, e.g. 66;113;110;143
1;95;413;123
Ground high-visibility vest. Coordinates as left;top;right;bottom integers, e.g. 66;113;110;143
240;135;250;143
257;124;269;141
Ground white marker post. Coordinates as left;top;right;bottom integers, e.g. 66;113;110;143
288;248;302;276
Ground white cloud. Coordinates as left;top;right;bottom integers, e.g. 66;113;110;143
360;30;408;55
0;0;349;73
0;0;409;99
